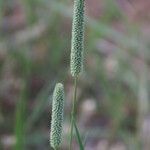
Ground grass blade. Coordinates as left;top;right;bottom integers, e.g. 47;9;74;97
14;82;27;150
73;120;84;150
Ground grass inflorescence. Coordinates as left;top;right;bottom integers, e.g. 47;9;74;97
70;0;85;77
50;83;65;149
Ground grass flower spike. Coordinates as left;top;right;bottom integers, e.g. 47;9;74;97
70;0;85;77
50;83;65;149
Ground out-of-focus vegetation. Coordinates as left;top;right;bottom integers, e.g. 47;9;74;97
0;0;150;150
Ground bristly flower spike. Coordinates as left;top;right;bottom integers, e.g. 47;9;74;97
70;0;85;77
50;83;65;149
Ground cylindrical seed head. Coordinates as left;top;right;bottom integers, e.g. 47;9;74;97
50;83;65;149
70;0;85;77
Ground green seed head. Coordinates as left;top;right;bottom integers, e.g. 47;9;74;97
70;0;85;77
50;83;65;149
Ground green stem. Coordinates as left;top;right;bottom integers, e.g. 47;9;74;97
69;76;78;150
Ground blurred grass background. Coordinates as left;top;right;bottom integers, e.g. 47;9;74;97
0;0;150;150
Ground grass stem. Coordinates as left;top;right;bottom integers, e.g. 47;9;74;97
69;76;78;150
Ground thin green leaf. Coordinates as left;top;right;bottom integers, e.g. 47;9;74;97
83;132;89;147
73;120;84;150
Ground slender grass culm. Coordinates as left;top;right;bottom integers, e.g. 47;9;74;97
70;0;85;149
50;83;65;150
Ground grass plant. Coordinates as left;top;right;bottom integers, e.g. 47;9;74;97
69;0;85;149
50;0;85;149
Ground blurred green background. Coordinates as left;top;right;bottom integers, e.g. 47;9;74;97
0;0;150;150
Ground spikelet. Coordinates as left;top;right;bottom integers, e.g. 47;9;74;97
70;0;85;77
50;83;65;149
